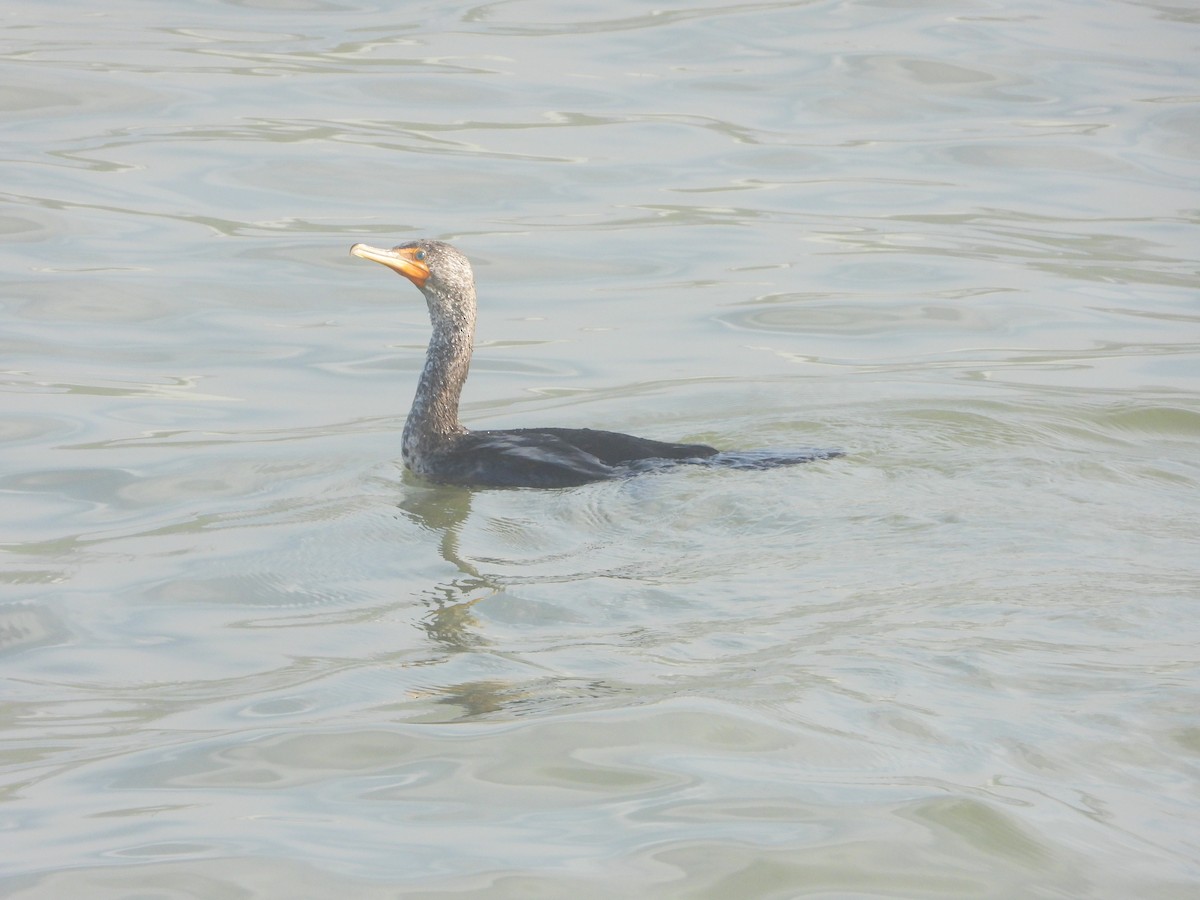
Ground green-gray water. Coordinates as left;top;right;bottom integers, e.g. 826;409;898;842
2;1;1198;897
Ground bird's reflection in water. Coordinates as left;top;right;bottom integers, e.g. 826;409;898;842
396;481;502;653
394;480;632;721
417;581;490;650
429;679;516;718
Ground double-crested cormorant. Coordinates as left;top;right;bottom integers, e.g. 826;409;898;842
350;239;838;487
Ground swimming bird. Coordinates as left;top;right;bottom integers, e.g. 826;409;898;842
350;239;838;487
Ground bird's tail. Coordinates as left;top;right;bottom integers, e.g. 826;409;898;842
624;447;843;477
698;448;844;470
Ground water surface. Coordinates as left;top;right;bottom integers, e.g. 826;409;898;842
2;0;1198;897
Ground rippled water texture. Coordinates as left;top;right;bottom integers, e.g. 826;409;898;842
2;0;1198;896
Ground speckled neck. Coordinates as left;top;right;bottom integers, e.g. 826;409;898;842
401;280;477;470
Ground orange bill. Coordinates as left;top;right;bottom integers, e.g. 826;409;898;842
350;243;430;288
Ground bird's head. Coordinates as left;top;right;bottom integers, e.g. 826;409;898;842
350;239;477;324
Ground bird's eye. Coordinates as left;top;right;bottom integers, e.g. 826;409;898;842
415;250;426;261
